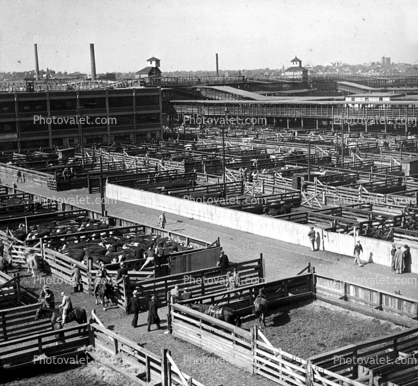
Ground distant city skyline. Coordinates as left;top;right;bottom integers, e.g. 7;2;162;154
1;0;418;74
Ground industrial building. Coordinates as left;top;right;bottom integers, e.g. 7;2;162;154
0;87;162;151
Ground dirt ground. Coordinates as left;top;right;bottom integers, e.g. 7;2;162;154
6;265;406;385
241;299;405;359
2;359;137;386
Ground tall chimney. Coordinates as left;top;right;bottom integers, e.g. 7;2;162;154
216;53;219;77
90;43;96;81
34;44;40;81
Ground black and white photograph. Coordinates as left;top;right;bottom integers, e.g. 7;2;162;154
1;0;418;385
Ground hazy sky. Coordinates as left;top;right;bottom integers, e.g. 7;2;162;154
1;0;418;74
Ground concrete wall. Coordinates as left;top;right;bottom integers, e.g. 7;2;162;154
107;183;418;274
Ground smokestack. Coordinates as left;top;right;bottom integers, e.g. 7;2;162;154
216;53;219;77
34;44;40;81
90;43;96;81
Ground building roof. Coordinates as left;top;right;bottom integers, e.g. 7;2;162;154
291;56;302;63
147;57;160;62
285;66;306;72
136;67;162;76
337;81;379;92
346;92;404;98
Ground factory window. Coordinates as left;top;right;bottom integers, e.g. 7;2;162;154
18;100;47;113
50;99;77;111
3;106;9;111
135;95;160;106
108;96;134;108
0;122;15;132
80;98;106;109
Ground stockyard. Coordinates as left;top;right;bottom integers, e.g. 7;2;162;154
3;1;418;385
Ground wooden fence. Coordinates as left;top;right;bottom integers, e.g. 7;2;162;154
309;327;418;386
314;274;418;327
90;322;205;386
0;323;90;369
171;303;309;386
124;256;264;310
0;303;52;342
0;272;21;309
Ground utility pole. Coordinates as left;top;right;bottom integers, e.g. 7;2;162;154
77;106;85;165
308;140;311;183
222;126;226;188
99;152;106;216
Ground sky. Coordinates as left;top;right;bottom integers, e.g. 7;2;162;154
1;0;418;74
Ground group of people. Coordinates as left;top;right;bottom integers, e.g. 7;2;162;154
308;226;412;274
38;285;74;327
238;167;259;183
16;170;26;183
391;244;411;274
129;290;161;331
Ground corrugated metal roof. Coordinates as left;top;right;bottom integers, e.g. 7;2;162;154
336;81;379;91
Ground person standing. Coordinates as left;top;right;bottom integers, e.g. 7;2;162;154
308;227;316;251
129;290;141;328
158;213;167;229
217;250;229;274
58;292;73;327
394;246;405;274
353;240;363;266
16;170;21;183
390;244;397;271
170;285;180;304
71;264;82;293
403;245;411;273
116;262;128;281
39;285;55;309
232;268;241;288
147;295;161;331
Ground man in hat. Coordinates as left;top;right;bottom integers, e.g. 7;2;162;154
394;246;405;274
39;285;55;309
402;245;411;273
116;261;129;281
71;264;82;293
147;295;161;331
129;290;141;328
217;250;229;274
308;226;316;251
158;213;167;229
170;285;180;304
353;240;363;266
390;244;397;271
58;292;73;327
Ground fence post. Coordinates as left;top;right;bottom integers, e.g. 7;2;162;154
2;313;7;341
88;324;95;347
259;253;264;280
167;292;172;334
251;326;257;375
161;348;169;386
15;272;21;304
